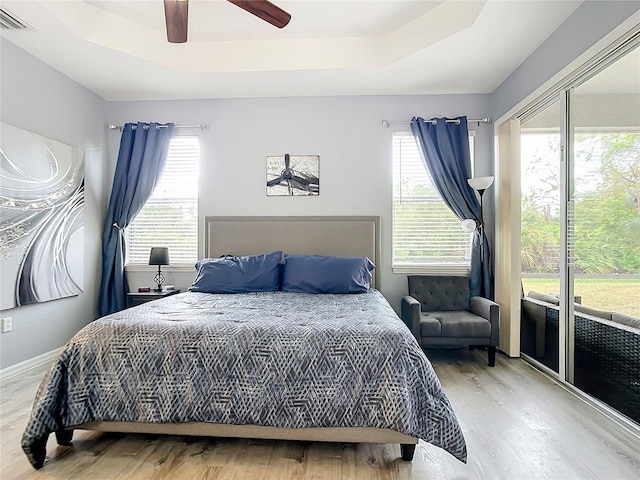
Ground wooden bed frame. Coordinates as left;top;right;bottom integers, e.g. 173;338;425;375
71;216;418;460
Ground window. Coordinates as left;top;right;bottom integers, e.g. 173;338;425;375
392;131;474;273
125;135;199;266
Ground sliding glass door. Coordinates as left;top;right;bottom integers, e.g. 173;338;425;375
568;47;640;423
519;38;639;425
520;100;562;373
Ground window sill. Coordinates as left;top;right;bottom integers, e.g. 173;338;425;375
393;265;470;276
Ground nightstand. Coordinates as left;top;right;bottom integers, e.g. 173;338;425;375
126;289;181;308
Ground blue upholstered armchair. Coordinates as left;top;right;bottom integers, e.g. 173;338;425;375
401;275;500;366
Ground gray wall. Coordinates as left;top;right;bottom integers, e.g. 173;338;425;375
108;95;493;315
0;38;107;369
490;1;639;121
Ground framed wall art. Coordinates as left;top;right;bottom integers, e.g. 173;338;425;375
266;154;319;196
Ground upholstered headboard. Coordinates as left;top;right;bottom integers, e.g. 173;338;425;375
204;216;381;288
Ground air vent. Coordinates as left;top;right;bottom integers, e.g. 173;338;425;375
0;6;33;31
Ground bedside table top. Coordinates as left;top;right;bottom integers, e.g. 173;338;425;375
127;289;181;298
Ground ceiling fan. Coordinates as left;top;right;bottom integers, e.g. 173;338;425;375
164;0;291;43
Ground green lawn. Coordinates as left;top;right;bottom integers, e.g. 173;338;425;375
522;277;640;318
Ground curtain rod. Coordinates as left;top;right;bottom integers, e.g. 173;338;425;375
381;117;490;128
108;123;207;131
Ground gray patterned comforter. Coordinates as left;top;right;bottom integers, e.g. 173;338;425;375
22;290;467;468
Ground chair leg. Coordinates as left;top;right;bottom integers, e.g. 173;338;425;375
488;346;496;367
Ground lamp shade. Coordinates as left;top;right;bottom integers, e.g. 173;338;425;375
149;247;170;266
467;176;494;191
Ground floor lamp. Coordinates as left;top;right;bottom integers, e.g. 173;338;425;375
467;176;494;265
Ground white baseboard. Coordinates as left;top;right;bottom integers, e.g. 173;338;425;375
0;347;62;382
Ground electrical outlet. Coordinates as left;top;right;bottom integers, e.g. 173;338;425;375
2;317;12;333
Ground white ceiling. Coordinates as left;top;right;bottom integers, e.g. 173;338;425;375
0;0;586;101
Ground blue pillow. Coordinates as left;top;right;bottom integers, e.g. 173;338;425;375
281;254;375;294
189;251;282;294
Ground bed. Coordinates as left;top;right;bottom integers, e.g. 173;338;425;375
22;216;467;469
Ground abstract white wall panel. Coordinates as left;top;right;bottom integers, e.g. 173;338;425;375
1;122;84;310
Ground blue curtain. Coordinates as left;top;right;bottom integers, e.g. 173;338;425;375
410;116;493;299
98;122;175;316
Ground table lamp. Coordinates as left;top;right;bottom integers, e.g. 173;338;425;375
149;247;170;292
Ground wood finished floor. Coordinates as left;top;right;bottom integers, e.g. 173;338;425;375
2;348;639;480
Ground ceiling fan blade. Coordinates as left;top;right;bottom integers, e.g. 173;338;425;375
164;0;189;43
227;0;291;29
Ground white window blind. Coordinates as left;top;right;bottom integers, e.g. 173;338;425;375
125;135;199;266
392;131;474;273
